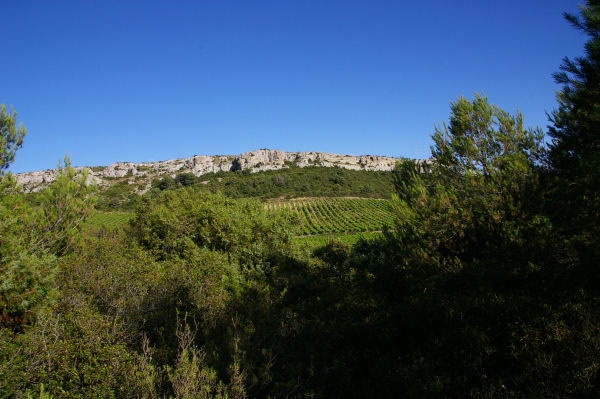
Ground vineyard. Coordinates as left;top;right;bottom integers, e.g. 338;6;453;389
266;197;396;235
86;198;397;238
86;212;134;230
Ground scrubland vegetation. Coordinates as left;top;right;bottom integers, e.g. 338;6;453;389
150;166;394;200
2;2;600;397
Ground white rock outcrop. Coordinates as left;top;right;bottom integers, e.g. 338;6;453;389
14;149;410;192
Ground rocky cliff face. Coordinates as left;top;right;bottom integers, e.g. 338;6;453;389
14;149;407;193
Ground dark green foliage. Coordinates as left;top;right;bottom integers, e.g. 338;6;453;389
0;249;56;331
342;94;600;397
34;158;97;256
292;231;382;250
0;303;157;399
1;157;94;331
392;94;546;268
548;0;600;186
152;166;394;200
547;0;600;283
3;196;257;397
130;189;295;268
174;172;197;187
95;180;140;211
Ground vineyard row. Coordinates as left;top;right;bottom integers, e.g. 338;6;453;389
266;197;396;235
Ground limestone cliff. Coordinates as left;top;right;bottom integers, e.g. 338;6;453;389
14;149;409;193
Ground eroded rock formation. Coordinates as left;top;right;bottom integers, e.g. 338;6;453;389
14;149;408;192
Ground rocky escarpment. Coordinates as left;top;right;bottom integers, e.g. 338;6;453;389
14;149;407;193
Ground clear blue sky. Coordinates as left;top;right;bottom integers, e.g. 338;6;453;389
3;0;587;173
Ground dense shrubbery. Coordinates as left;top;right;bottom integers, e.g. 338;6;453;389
2;188;287;397
94;181;140;212
2;2;600;397
150;165;394;200
0;157;94;332
348;94;599;397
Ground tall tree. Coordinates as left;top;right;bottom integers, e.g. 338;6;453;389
392;94;545;269
0;104;26;174
548;0;600;234
0;105;95;330
378;92;600;397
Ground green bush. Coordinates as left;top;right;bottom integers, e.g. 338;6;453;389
131;189;296;269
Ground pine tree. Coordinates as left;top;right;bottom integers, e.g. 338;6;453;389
392;94;545;268
547;0;600;235
0;104;26;174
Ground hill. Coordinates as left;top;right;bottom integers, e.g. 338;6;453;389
14;149;411;193
93;164;396;211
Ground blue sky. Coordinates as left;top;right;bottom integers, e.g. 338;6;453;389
3;0;586;173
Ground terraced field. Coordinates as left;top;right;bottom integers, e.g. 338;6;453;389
266;197;395;235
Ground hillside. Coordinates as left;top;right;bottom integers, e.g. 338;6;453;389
93;165;396;211
14;148;411;193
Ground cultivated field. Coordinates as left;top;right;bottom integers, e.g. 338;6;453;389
266;197;395;235
86;198;395;249
86;212;134;229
